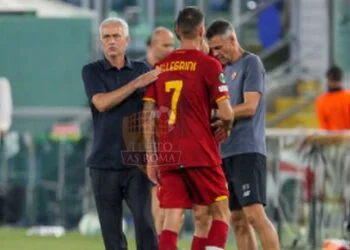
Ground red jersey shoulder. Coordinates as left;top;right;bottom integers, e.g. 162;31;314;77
154;52;173;68
155;50;187;66
156;50;211;64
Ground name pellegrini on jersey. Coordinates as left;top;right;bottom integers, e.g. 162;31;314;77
159;61;197;72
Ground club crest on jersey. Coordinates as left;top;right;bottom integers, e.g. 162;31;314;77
218;73;226;84
231;72;237;80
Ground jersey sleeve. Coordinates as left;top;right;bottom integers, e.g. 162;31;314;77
143;83;156;103
243;56;265;93
202;57;229;104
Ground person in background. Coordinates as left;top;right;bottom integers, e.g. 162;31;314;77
316;65;350;130
140;27;175;69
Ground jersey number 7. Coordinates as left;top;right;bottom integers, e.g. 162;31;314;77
165;80;183;125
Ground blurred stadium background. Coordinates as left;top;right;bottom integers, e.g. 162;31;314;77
0;0;350;249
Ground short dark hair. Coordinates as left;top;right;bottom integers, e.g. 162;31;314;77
206;19;234;40
175;6;204;39
326;65;343;82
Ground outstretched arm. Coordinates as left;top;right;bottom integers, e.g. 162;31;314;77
91;68;161;112
142;101;159;184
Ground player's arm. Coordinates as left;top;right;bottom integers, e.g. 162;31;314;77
204;58;234;134
143;101;156;155
232;56;264;119
142;100;159;184
142;82;159;184
83;65;161;112
216;99;234;133
211;100;234;143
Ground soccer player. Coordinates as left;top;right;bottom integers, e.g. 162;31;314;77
206;20;280;250
140;26;214;247
143;7;233;250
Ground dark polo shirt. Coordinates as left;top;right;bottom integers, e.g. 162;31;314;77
137;56;152;69
82;57;149;169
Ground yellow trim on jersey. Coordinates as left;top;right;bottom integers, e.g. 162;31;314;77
215;195;228;201
143;97;156;103
215;95;228;103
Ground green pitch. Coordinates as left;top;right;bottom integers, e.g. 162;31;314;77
0;225;326;249
0;227;237;250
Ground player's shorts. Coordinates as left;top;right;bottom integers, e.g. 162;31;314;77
158;165;229;209
222;153;266;210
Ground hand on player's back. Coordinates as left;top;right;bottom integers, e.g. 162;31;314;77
135;67;162;89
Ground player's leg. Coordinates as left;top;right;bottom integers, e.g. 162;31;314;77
231;153;280;250
161;208;186;250
151;185;164;236
222;156;258;250
90;168;128;250
158;169;192;250
153;181;185;250
124;167;158;250
191;205;212;250
185;166;230;250
206;198;230;250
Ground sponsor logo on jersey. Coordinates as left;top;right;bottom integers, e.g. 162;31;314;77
218;85;228;92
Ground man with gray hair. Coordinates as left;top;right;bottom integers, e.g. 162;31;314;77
82;17;160;250
207;19;281;250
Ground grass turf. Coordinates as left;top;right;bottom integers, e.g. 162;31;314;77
0;226;237;250
1;225;329;249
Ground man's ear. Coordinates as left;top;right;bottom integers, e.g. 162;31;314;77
228;34;235;45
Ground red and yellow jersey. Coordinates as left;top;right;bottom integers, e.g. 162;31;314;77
316;89;350;130
143;49;229;170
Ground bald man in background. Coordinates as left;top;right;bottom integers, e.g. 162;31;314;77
140;27;175;68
